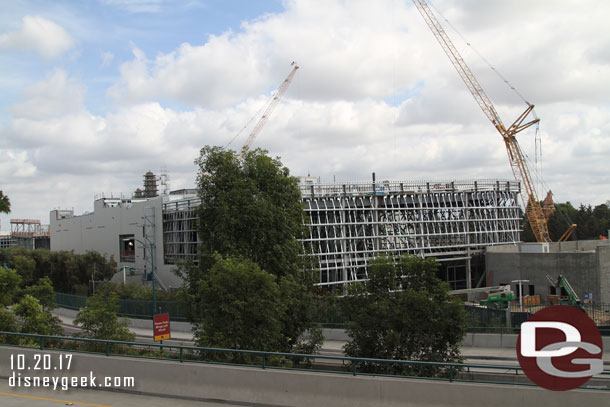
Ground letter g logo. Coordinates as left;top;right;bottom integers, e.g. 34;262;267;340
517;306;604;391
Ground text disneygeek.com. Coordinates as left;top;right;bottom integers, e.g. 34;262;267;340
8;353;135;391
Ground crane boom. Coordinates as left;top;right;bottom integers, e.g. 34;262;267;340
412;0;550;242
240;63;299;155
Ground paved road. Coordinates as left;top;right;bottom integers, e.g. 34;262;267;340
0;379;264;407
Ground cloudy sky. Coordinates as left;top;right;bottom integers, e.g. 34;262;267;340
1;0;609;230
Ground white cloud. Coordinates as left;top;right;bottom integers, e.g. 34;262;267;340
101;51;114;66
10;69;86;121
107;0;431;108
0;15;75;59
2;0;610;227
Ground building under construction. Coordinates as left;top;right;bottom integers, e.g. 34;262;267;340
50;171;521;289
300;178;521;289
0;219;50;250
161;177;521;289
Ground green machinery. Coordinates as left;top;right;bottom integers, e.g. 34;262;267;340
449;285;515;309
546;274;582;307
480;290;516;308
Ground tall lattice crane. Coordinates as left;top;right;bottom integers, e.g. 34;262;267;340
412;0;550;242
239;62;299;157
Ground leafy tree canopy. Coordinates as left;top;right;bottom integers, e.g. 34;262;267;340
523;201;610;242
23;276;56;311
0;308;17;332
14;294;62;336
195;255;283;351
73;292;135;341
194;146;306;279
13;255;36;287
177;146;321;355
0;268;21;307
343;255;466;376
0;190;10;214
0;248;116;295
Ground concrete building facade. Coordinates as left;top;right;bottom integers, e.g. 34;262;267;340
485;240;610;304
50;195;182;288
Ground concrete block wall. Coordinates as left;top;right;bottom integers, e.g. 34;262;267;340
486;248;606;303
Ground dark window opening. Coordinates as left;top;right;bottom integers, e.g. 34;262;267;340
120;235;135;263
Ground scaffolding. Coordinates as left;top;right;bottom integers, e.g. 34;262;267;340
160;179;522;289
9;219;51;250
10;219;50;237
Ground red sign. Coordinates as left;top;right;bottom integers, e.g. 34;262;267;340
153;313;171;341
517;306;603;391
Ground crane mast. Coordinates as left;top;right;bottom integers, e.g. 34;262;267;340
412;0;550;242
240;63;299;156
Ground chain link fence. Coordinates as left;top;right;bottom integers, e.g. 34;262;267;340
54;292;189;321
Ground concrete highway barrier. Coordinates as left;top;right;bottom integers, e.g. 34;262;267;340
0;346;608;406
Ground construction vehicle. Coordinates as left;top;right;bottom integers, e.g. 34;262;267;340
237;62;299;158
480;289;515;309
411;0;552;242
546;274;583;308
449;285;515;309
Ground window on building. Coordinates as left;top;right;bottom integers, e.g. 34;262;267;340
444;264;467;290
120;235;135;262
528;285;535;296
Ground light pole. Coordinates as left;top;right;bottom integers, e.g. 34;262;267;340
123;238;156;316
512;279;529;312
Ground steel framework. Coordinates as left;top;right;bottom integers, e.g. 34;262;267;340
301;179;521;287
163;199;199;265
160;179;522;288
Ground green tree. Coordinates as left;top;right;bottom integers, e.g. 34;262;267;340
179;146;321;355
343;256;466;377
194;146;307;278
23;277;56;311
73;292;134;342
0;268;21;306
1;248;117;295
0;308;19;344
14;295;62;336
13;255;36;286
195;255;283;353
0;190;10;214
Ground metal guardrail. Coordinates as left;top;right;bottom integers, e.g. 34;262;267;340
0;331;609;389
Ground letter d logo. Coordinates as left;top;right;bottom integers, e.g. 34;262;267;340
517;305;604;391
521;321;580;357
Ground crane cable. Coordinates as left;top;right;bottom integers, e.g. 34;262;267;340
427;1;533;108
224;91;276;149
427;0;548;196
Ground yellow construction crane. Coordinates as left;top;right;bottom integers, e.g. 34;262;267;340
412;0;550;242
239;62;299;157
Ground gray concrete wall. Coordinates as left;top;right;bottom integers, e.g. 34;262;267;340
463;333;610;350
50;197;182;289
598;246;610;304
486;250;603;303
1;347;608;406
